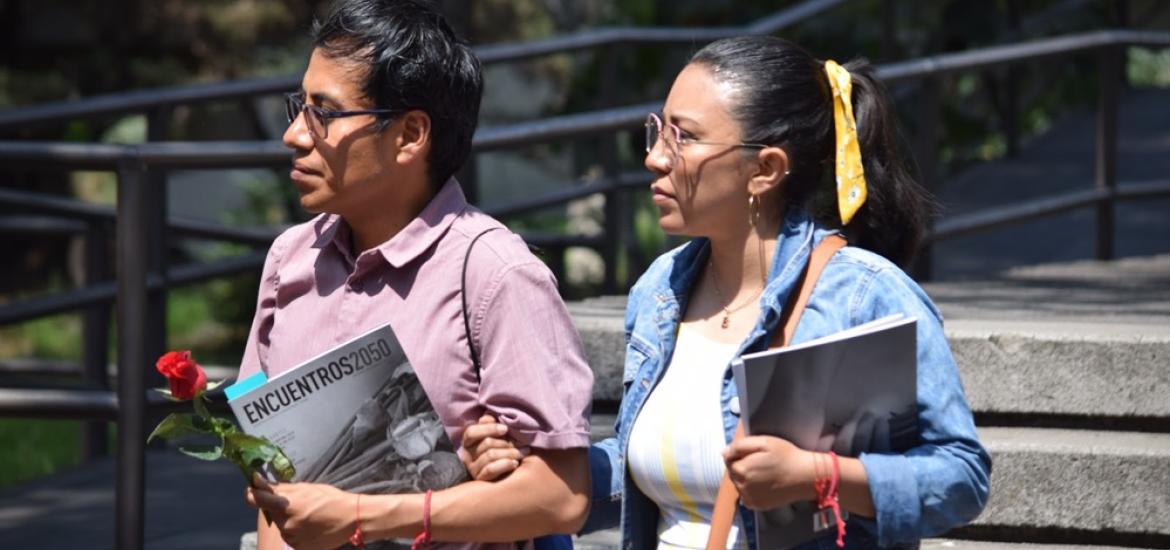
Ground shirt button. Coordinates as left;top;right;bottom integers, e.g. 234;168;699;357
729;398;741;416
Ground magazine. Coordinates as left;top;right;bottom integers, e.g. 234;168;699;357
731;314;919;550
226;322;467;549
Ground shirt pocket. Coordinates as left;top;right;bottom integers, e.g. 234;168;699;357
622;334;656;391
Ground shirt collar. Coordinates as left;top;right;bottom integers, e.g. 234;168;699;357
311;214;353;265
376;177;469;268
311;177;469;269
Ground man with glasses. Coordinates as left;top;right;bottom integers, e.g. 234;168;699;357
240;1;592;549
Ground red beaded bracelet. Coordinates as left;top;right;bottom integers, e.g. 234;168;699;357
349;493;366;549
411;490;433;550
814;451;846;548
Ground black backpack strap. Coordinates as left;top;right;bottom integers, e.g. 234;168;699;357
462;228;501;382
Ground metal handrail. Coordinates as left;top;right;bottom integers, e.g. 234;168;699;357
877;29;1170;82
928;179;1170;242
484;171;648;219
0;387;202;420
0;0;844;132
0;252;269;326
475;0;846;62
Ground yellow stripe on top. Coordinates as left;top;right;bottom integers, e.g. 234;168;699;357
659;420;704;523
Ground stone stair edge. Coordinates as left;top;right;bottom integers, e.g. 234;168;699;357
588;414;1170;450
570;530;1159;550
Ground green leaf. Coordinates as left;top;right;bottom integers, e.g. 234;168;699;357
224;432;276;466
268;449;296;482
178;443;224;461
147;413;213;444
223;432;296;482
211;416;238;435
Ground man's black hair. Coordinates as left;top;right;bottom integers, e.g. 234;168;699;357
313;0;483;188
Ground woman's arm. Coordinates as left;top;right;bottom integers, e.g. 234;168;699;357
723;435;875;517
851;266;992;545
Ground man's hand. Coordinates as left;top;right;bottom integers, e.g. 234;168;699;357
460;414;524;481
722;435;817;511
246;475;357;550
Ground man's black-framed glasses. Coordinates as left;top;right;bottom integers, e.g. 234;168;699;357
284;92;405;139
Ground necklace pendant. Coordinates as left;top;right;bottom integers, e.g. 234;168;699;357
721;314;730;329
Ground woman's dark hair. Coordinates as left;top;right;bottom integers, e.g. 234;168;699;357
312;0;483;189
691;36;933;267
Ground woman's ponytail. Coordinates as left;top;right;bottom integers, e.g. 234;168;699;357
690;37;935;268
840;60;935;267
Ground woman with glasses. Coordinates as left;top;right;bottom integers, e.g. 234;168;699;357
462;35;990;550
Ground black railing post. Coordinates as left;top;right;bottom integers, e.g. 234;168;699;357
881;0;897;62
115;157;148;550
913;76;940;280
1004;66;1020;158
1115;0;1130;28
81;220;111;461
1095;45;1120;260
145;108;170;388
599;45;622;293
1115;0;1131;90
1004;0;1022;158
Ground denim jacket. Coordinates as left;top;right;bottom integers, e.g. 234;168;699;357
582;209;991;549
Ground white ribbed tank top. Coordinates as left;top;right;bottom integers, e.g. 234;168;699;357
627;323;748;550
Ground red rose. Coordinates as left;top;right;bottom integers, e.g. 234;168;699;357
155;350;207;400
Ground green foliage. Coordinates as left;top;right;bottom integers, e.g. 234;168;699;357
0;314;82;360
0;420;82;487
0;67;74;109
225;432;296;481
178;442;227;462
148;413;213;446
1129;47;1170;87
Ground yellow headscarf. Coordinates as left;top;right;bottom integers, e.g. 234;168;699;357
823;60;867;226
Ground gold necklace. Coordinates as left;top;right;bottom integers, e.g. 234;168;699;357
708;261;764;329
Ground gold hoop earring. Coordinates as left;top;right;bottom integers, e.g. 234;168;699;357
748;194;761;229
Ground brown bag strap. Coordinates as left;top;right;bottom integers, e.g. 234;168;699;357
704;234;846;550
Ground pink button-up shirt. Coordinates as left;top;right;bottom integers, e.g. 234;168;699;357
239;179;593;549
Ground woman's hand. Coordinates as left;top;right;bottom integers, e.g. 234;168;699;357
246;476;356;550
460;414;524;481
722;435;817;511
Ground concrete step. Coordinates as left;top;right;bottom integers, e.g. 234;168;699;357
572;528;1153;550
973;427;1170;538
944;320;1169;419
588;416;1170;541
